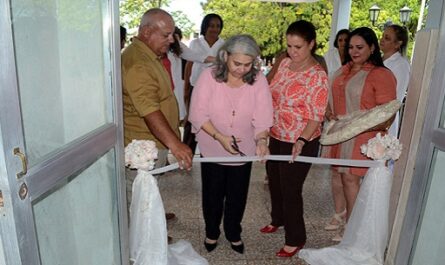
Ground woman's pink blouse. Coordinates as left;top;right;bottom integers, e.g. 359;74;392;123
269;58;329;143
189;68;273;157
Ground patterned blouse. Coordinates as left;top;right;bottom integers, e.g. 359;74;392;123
269;58;328;143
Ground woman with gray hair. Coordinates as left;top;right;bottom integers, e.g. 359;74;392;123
189;34;273;254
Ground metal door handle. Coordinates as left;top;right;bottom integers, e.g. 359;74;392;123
13;147;27;178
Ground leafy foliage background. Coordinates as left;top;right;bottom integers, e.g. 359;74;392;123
120;0;425;59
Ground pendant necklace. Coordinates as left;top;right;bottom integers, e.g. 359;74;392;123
225;76;245;128
224;86;240;128
228;91;236;128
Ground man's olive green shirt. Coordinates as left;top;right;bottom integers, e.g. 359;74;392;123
121;38;179;148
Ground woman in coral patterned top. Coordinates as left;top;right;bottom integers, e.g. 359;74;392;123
260;20;328;258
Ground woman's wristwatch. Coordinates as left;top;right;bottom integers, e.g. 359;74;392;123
297;137;309;145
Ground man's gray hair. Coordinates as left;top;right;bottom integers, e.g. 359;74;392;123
213;34;261;85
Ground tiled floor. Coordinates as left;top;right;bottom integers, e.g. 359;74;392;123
159;160;340;265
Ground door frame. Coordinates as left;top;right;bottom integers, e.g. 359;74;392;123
394;9;445;265
0;0;128;264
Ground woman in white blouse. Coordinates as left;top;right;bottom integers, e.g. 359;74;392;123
168;27;214;121
183;13;225;153
322;29;350;236
380;24;411;137
323;29;349;79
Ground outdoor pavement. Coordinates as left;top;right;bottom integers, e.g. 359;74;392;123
159;158;340;265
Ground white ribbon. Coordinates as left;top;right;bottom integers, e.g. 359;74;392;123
147;155;384;175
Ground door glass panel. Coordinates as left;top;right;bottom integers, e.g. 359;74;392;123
10;0;113;166
0;239;5;265
410;148;445;264
33;150;120;265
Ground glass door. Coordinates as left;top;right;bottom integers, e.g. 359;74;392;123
395;9;445;265
410;149;445;264
0;0;126;264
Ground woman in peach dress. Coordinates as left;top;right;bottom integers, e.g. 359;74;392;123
325;27;396;241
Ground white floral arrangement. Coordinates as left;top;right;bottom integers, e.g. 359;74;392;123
360;133;402;161
125;140;158;171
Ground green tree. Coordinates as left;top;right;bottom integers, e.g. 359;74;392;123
119;0;169;31
350;0;424;58
203;0;333;58
119;0;195;38
203;0;297;58
120;0;424;59
203;0;423;59
294;0;333;54
171;10;195;37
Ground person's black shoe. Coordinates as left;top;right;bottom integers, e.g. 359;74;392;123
165;212;177;222
204;240;217;252
230;241;244;254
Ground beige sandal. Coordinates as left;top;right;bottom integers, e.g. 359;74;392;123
324;209;346;231
332;225;345;242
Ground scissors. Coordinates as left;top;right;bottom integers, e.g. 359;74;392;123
231;135;246;156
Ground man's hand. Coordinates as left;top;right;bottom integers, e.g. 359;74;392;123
204;56;216;63
170;142;193;170
144;111;193;170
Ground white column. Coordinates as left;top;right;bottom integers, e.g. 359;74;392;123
328;0;352;48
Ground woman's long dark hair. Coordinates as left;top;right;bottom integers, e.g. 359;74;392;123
169;27;182;57
334;29;350;48
200;13;223;36
344;27;384;67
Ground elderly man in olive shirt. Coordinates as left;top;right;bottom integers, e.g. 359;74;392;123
122;9;193;211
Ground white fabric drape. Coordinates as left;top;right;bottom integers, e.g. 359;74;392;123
130;170;168;265
129;170;209;265
299;164;392;265
128;155;391;265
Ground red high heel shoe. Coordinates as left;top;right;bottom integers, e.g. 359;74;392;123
275;244;304;257
260;225;279;233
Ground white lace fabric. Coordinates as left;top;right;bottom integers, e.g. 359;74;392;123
299;165;392;265
130;170;168;265
299;134;402;265
125;140;208;265
320;100;402;145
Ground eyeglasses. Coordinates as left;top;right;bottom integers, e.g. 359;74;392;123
231;135;246;156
